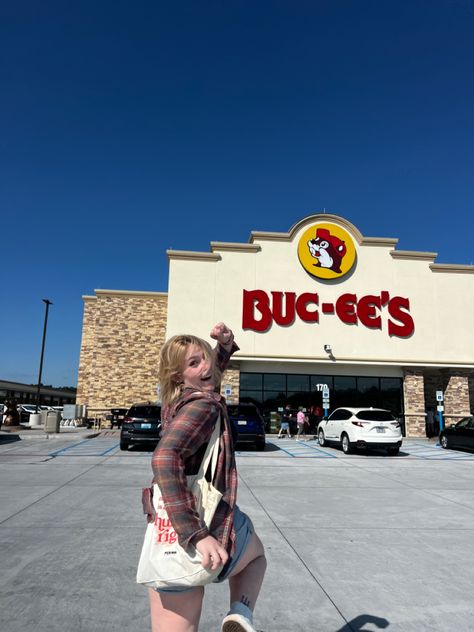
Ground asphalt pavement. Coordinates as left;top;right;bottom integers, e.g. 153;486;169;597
1;430;474;631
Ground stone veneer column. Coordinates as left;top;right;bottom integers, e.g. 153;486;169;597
444;372;471;425
220;364;240;405
403;369;426;437
470;374;474;415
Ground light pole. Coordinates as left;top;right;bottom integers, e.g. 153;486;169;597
35;299;53;414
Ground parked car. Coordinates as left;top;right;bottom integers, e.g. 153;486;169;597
110;408;128;428
17;404;39;423
228;403;266;451
317;407;403;455
439;416;474;451
120;403;162;450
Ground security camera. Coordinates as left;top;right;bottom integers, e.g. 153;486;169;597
324;344;332;353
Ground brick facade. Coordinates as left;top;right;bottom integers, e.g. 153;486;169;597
403;370;426;437
77;291;241;418
76;292;473;435
444;372;471;425
220;365;240;405
77;291;168;416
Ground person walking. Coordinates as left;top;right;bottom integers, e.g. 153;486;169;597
278;403;293;438
145;322;266;632
296;407;308;440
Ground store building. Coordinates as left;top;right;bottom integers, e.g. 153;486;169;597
77;214;474;436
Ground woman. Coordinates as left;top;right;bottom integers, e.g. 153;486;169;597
148;323;266;632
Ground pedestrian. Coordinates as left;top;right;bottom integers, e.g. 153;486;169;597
278;403;293;438
146;322;266;632
296;407;308;440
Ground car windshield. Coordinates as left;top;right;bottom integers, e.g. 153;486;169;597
455;417;473;428
128;406;161;418
356;410;396;422
227;405;258;417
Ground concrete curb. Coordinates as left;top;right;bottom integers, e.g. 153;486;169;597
0;427;100;441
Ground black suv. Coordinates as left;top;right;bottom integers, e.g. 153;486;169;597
228;403;266;451
120;403;162;451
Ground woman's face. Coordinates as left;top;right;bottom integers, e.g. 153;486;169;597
180;343;215;392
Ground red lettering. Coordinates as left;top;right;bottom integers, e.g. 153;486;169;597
335;293;358;324
295;292;319;323
242;289;414;337
271;292;296;326
357;295;382;329
388;296;415;337
242;289;272;332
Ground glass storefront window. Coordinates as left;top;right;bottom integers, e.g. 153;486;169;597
357;377;379;392
240;372;403;421
357;377;381;407
333;376;357;408
310;375;333;391
263;374;286;391
287;375;310;392
239;390;263;404
240;374;263;390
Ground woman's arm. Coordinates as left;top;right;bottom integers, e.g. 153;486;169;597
210;322;239;374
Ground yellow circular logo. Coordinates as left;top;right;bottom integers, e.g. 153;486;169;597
297;223;356;280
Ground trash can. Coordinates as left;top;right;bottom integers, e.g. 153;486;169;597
45;410;61;433
30;413;42;426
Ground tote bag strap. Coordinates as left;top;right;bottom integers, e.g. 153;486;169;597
195;413;221;482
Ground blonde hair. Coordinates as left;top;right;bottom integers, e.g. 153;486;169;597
159;334;219;408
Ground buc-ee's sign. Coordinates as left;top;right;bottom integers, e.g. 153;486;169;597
241;222;415;338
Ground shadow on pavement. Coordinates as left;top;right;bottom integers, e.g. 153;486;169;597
0;433;21;443
336;614;390;631
236;442;280;453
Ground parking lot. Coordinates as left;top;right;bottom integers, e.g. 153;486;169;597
1;432;474;631
2;432;474;460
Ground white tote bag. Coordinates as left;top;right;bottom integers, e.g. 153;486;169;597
136;417;223;589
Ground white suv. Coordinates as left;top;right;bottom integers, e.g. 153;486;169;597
318;407;402;456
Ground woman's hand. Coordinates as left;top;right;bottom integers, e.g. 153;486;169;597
210;322;233;347
196;535;229;570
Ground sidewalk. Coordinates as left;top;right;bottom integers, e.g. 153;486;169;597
0;423;99;440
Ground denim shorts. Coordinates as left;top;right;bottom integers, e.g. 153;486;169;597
154;506;254;594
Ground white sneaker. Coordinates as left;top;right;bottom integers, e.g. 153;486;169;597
221;613;256;632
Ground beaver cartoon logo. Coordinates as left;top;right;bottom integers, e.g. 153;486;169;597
298;222;356;280
307;228;347;273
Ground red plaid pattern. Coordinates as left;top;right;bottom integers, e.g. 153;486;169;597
151;342;239;553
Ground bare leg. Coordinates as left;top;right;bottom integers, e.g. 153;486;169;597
149;586;204;632
227;531;266;612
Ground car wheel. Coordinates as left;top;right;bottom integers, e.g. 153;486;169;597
440;434;449;449
387;446;400;456
318;429;326;446
341;433;352;454
120;440;129;451
255;441;265;451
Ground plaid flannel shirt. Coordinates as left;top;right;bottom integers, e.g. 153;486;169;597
151;341;239;553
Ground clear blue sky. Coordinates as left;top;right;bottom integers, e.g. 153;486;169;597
1;0;473;387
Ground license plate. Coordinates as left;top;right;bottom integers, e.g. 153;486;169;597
238;420;247;426
141;423;151;429
376;427;385;433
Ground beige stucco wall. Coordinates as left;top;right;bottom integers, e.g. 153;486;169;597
166;214;474;369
